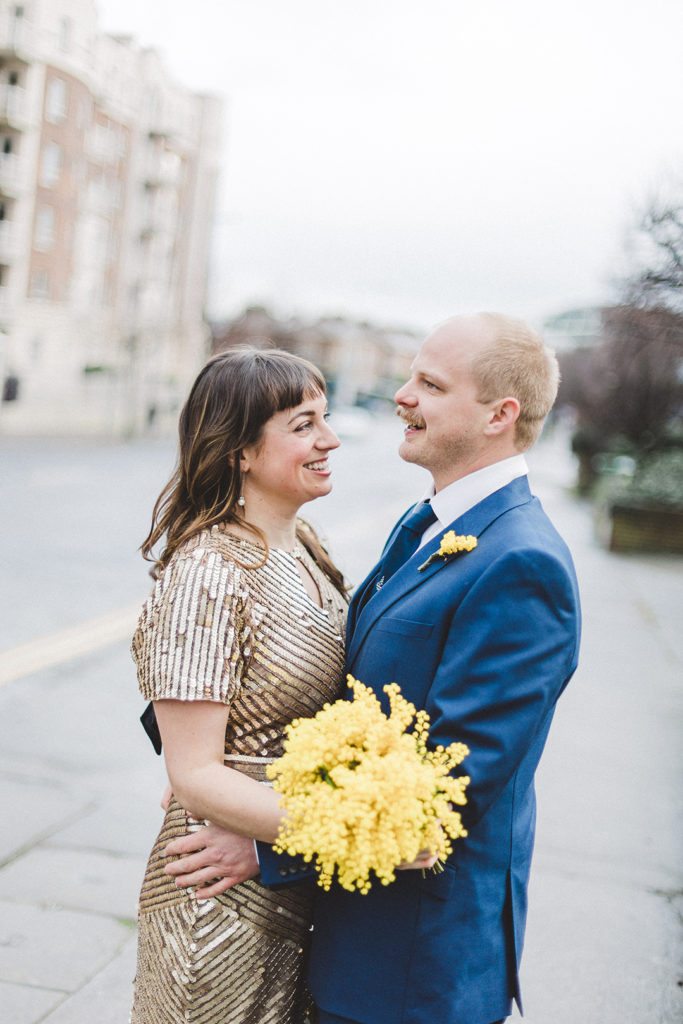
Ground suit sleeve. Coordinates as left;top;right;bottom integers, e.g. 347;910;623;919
256;840;315;886
426;545;580;830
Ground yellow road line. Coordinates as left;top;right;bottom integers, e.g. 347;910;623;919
0;602;142;686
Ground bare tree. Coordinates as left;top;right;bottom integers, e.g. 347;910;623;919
559;185;683;484
595;304;683;447
623;183;683;311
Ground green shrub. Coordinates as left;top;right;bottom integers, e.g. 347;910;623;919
600;449;683;511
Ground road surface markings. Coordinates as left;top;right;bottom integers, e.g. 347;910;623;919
0;602;142;687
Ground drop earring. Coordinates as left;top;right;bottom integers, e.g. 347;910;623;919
237;458;247;508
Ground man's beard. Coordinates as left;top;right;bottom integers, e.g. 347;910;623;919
396;408;480;474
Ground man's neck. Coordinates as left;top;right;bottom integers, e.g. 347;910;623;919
432;448;523;493
418;454;529;549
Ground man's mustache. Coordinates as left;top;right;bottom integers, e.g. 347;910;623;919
396;407;426;430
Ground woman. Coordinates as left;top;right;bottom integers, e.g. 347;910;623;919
130;348;348;1023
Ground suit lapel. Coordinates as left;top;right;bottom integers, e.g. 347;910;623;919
346;516;407;640
347;476;534;669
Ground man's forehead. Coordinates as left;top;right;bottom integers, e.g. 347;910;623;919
411;330;469;377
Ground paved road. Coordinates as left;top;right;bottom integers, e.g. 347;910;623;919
0;419;681;1023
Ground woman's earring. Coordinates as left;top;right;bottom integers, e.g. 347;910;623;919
237;458;247;507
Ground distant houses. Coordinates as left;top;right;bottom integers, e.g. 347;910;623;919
0;0;223;436
542;307;604;353
212;305;420;411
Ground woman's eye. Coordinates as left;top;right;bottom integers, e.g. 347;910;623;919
295;421;313;432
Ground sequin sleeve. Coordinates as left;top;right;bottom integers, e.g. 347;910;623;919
132;543;255;705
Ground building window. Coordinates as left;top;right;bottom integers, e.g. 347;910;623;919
39;142;62;188
78;96;93;129
34;205;55;251
59;17;72;52
2;136;13;155
29;269;49;299
45;78;68;123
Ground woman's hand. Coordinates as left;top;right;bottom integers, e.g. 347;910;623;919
396;848;439;871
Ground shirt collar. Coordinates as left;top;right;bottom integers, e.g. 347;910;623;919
418;454;529;549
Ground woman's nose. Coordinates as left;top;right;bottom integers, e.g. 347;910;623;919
318;423;340;449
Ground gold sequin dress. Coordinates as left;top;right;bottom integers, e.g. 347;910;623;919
130;525;347;1024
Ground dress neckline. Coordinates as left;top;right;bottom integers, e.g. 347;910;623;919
216;527;327;612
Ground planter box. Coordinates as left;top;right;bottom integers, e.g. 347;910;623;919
606;502;683;554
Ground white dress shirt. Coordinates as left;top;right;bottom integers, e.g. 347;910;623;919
417;454;529;550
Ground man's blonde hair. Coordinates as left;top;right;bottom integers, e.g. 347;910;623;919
470;313;560;450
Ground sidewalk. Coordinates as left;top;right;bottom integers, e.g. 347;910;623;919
0;429;681;1023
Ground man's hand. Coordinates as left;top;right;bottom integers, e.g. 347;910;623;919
165;824;259;897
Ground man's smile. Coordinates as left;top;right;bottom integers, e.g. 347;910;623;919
397;409;426;433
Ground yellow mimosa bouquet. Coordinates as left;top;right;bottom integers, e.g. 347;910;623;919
266;675;470;894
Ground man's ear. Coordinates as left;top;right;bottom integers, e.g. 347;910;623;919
484;397;520;436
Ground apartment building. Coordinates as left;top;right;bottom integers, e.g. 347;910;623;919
0;0;223;434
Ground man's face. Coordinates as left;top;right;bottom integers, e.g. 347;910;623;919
394;318;494;491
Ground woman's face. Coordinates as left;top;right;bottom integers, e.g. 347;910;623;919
240;391;340;514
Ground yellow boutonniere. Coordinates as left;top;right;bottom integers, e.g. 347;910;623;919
418;531;477;571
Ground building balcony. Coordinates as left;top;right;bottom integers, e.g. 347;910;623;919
0;153;29;197
143;151;181;188
84;127;125;167
0;14;32;61
0;283;16;327
0;153;28;197
0;221;20;261
0;85;29;129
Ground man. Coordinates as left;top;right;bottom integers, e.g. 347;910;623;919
165;312;581;1024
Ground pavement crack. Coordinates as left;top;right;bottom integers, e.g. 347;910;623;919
651;887;683;924
0;800;97;870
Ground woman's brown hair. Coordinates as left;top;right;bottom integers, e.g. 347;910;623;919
142;347;346;595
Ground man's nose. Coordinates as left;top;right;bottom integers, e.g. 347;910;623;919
394;380;416;405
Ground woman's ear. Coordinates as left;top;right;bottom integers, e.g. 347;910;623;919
230;448;248;471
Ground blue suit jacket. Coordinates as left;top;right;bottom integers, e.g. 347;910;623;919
261;477;581;1024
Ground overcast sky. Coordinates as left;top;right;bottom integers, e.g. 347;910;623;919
97;0;682;332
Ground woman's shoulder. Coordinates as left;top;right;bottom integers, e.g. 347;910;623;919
137;525;258;632
156;524;257;597
169;522;256;564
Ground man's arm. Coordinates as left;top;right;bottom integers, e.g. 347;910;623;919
427;545;580;830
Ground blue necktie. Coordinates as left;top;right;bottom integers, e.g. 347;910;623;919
377;500;438;587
